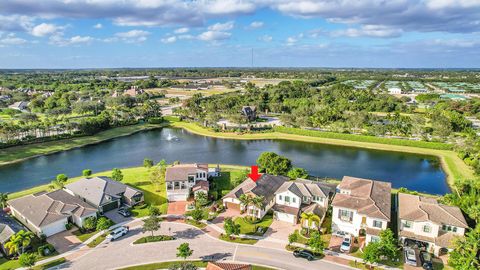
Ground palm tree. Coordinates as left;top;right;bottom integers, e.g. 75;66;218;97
250;196;265;222
0;192;8;208
5;230;35;255
300;212;321;236
239;194;253;215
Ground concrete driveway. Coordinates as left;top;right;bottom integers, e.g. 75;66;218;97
103;209;134;224
211;208;242;228
263;220;298;241
47;229;81;254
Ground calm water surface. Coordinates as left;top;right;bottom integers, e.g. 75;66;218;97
0;128;448;194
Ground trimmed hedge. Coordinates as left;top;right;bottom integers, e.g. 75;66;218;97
274;126;452;150
133;235;175;244
163;115;182;122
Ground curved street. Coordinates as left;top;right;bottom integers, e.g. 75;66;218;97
60;221;352;270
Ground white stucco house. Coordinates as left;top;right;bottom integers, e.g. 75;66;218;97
8;190;97;237
388;87;402;95
398;193;468;256
165;163;209;201
223;175;333;226
331;176;391;245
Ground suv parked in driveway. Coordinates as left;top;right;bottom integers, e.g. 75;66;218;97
106;226;129;241
404;248;417;266
293;249;315;261
340;235;352;253
117;207;131;217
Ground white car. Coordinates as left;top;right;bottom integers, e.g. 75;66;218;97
106;226;129;241
404;248;417;266
340;235;352;253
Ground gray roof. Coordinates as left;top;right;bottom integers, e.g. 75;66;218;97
276;179;333;199
65;176;143;207
8;190;97;228
0;211;25;244
165;163;208;182
223;174;289;206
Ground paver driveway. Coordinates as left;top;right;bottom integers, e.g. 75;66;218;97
47;229;81;254
167;201;189;215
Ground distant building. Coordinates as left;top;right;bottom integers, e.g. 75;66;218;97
241;106;257;122
8;101;29;112
124;86;144;97
388;87;402;95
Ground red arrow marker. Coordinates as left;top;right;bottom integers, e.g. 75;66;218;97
248;165;261;182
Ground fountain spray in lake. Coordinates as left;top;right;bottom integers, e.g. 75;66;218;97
165;133;178;141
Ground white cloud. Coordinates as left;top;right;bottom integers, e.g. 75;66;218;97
0;15;34;32
286;36;297;45
208;21;235;31
174;27;189;34
0;33;27;46
198;30;231;41
31;23;63;37
258;35;272;42
161;36;177;44
202;0;256;15
332;25;403;38
114;30;150;43
249;21;264;29
49;34;93;46
93;23;103;29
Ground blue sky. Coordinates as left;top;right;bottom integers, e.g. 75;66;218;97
0;0;479;69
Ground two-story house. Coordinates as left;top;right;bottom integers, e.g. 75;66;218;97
398;193;468;256
165;163;209;201
222;174;289;219
272;179;333;226
331;176;391;244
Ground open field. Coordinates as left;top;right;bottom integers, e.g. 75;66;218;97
170;122;475;189
0;123;166;166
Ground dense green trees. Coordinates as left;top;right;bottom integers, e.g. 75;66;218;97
257;152;292;175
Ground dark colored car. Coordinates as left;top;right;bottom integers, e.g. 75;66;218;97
293;249;315;261
419;251;433;270
117;207;131;217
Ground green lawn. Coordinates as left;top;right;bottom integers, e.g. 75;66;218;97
32;258;66;270
0;258;21;270
119;261;208;270
87;233;107;248
219;234;258;245
185;219;207;229
234;214;273;235
0;123;166;165
73;229;98;242
132;235;175;245
10;167;168;214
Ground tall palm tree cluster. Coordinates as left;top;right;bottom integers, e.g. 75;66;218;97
239;194;265;221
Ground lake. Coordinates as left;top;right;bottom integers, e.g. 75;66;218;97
0;128;448;194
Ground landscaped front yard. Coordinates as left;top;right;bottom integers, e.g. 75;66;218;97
234;214;273;236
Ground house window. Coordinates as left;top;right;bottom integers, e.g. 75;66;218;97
339;209;353;222
188;176;195;183
303;196;308;202
181;182;186;189
292;197;296;203
174;182;180;188
442;225;457;232
403;220;413;228
318;197;323;202
371;236;380;243
285;196;290;203
423;225;432;233
278;195;283;201
373;220;383;228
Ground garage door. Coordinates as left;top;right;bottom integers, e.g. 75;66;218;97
168;194;188;201
42;220;67;237
101;201;119;212
225;202;240;211
274;211;296;224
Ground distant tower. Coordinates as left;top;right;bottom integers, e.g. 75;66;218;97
251;48;254;68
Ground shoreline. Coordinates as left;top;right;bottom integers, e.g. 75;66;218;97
1;121;473;193
0;122;167;167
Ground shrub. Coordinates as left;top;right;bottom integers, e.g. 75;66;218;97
148;205;161;216
19;253;37;268
82;169;92;177
147;117;164;124
143;158;154;168
83;216;97;231
65;223;73;230
96;217;114;231
133;235;175;244
37;243;55;256
111;168;123;181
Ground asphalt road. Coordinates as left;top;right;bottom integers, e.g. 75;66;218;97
61;222;352;270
